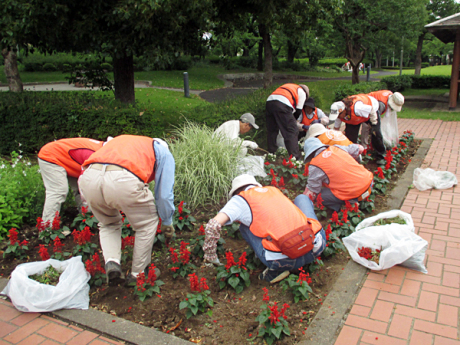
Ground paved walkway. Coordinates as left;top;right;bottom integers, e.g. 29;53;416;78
335;119;460;345
0;299;124;345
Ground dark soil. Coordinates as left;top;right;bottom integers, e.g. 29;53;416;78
0;139;421;345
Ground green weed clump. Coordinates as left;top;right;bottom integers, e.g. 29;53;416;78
0;152;45;238
169;122;241;208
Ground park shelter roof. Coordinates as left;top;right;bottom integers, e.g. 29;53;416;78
426;12;460;43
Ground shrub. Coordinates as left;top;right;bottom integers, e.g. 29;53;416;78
410;75;450;89
318;58;347;68
100;62;113;71
171;56;193;71
168;122;241;208
0;92;166;155
333;82;386;102
42;63;57;71
380;75;413;92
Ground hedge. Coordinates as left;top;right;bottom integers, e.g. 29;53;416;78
0;92;166;155
333;82;386;102
380;75;450;92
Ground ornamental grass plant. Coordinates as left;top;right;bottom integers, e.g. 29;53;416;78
168;122;241;208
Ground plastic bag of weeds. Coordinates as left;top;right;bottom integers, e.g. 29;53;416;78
1;256;90;312
413;168;458;191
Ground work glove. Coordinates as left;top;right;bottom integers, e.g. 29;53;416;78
296;122;304;131
321;117;330;126
303;186;317;201
242;140;258;150
161;224;175;239
358;144;365;155
204;257;224;267
369;111;378;126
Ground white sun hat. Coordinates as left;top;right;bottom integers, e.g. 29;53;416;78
228;174;262;198
307;123;327;139
388;92;404;112
329;101;345;121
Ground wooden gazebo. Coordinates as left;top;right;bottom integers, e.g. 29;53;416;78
426;13;460;110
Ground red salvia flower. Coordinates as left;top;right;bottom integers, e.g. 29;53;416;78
8;228;18;246
354;202;360;212
279;177;285;187
268;302;281;324
297;267;308;285
280;303;290;319
225;251;237;270
325;224;332;241
262;287;270;302
189;273;200;292
136;272;146;292
238;252;247;268
179;241;191;264
331;211;340;225
315;193;324;210
342;209;348;223
345;201;353;211
51;211;61;231
147;264;157;285
169;247;178;263
178;201;184;215
269;168;275;177
157;218;162;233
282;158;288;166
20;240;28;246
264;161;270;165
271;176;278;187
53;237;63;253
199;277;209;291
292;174;299;179
121;236;135;250
375;167;385;179
198;225;205;236
81;206;88;216
36;217;46;232
179;216;183;221
38;244;50;261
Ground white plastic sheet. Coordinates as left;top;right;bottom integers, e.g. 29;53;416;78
237;156;266;177
413;168;458;191
1;257;90;312
381;109;399;148
343;210;428;273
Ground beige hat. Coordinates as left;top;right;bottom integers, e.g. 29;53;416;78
228;174;262;198
240;113;259;129
299;84;310;98
388;92;404;112
307;123;327;139
329;101;345;121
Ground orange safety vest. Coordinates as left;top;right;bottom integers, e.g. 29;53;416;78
317;130;353;146
38;138;103;178
311;146;373;200
238;186;322;253
83;135;156;183
368;90;393;114
271;83;302;108
342;94;373;125
301;108;318;127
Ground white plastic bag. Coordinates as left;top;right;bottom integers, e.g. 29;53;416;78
381;109;399;148
237;156;266;177
1;257;90;312
413;168;458;191
343;210;428;273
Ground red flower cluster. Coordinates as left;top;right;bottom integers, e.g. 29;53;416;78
357;246;380;260
237;252;247;268
136;272;147;292
179;241;190;264
122;236;135;250
198;224;205;236
85;252;105;275
189;273;209;292
282;156;296;169
303;164;309;177
292;174;299;179
375;167;384;179
51;212;61;231
36;217;47;232
8;228;18;245
157;218;162;234
325;224;332;241
169;247;179;264
39;244;50;261
178;201;184;215
225;251;237;270
268;302;290;324
331;211;339;225
297;267;312;285
384;150;393;170
315;194;325;210
53;237;63;253
147;263;158;285
278;177;285;187
72;226;92;245
81;206;88;216
262;287;270;302
342;209;348;223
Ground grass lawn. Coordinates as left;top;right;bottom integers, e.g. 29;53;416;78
399;106;460;121
378;65;452;77
402;88;449;96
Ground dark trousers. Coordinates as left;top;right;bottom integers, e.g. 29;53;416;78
344;115;386;161
266;100;301;160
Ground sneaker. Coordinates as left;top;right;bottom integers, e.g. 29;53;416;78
105;261;123;285
125;267;161;287
258;268;290;284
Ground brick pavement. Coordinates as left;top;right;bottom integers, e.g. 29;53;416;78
0;299;124;345
335;119;460;344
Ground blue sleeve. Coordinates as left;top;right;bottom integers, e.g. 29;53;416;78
153;142;175;225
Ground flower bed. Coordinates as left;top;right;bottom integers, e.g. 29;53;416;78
0;131;419;344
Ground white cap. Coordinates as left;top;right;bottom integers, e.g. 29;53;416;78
299;84;310;98
307;123;327;139
388;92;404;112
329;101;345;121
240;113;259;129
228;174;262;198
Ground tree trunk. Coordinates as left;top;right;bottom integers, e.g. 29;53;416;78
257;39;263;71
113;53;135;104
346;38;365;85
287;40;297;63
375;49;382;69
260;24;273;88
1;48;23;92
414;32;426;75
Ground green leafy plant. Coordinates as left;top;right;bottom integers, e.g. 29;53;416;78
173;201;196;231
29;265;62;286
179;273;214;319
169;122;241;208
216;251;250;294
306;257;324;274
121;236;135;264
168;241;197;279
360;194;375;213
322;225;346;258
51;236;71;261
72;226;98;261
134;264;165;302
37;213;67;245
255;287;291;345
280;268;313;303
374;216;407;226
3;228;28;260
71;206;98;230
373;167;390;195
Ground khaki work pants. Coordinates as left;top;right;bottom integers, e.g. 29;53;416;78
79;166;159;274
38;158;83;224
